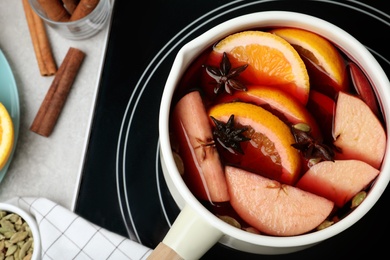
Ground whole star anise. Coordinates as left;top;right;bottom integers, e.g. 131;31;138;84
210;114;251;154
290;125;335;162
203;52;248;95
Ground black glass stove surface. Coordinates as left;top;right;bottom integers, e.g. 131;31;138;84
75;0;390;258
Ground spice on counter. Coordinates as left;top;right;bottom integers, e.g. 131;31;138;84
69;0;100;21
22;0;57;76
61;0;80;14
30;47;86;137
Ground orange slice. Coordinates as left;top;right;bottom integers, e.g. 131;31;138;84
270;28;348;96
212;30;310;105
219;86;322;140
0;102;14;171
209;102;301;185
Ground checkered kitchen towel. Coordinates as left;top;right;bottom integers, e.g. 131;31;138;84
7;197;153;260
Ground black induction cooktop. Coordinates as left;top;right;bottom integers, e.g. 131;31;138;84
74;0;390;258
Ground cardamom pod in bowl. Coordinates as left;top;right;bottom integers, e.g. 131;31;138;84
0;203;41;260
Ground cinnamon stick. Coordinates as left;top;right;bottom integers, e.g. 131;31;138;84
22;0;57;76
30;47;86;137
37;0;70;22
61;0;80;14
69;0;99;21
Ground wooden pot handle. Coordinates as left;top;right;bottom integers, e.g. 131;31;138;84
147;242;183;260
147;205;223;259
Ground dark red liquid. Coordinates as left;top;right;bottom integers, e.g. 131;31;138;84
169;28;385;235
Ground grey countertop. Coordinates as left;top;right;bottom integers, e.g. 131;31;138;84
0;0;111;210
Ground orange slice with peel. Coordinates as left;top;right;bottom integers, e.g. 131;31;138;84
209;102;301;185
271;28;348;98
218;86;322;140
212;30;310;105
0;102;14;171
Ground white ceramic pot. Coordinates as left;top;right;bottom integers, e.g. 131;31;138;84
156;11;390;260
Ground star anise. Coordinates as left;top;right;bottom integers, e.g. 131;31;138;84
291;126;335;161
290;125;335;162
203;52;248;95
210;114;251;154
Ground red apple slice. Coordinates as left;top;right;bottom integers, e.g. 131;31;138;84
348;62;381;119
225;166;334;236
172;91;230;202
296;160;379;208
306;90;335;144
333;92;386;169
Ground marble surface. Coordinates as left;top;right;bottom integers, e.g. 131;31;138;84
0;0;112;210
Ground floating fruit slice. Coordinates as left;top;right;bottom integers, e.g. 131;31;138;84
271;28;348;99
218;86;322;140
211;30;310;105
172;91;230;202
225;166;334;236
348;62;381;119
297;160;379;208
0;102;14;171
209;101;301;185
306;90;335;144
333;92;386;169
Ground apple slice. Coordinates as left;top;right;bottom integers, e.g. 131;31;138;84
306;90;335;144
348;62;381;119
296;160;379;208
172;91;230;202
225;166;334;236
333;92;386;169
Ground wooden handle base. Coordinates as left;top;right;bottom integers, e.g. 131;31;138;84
147;242;183;260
